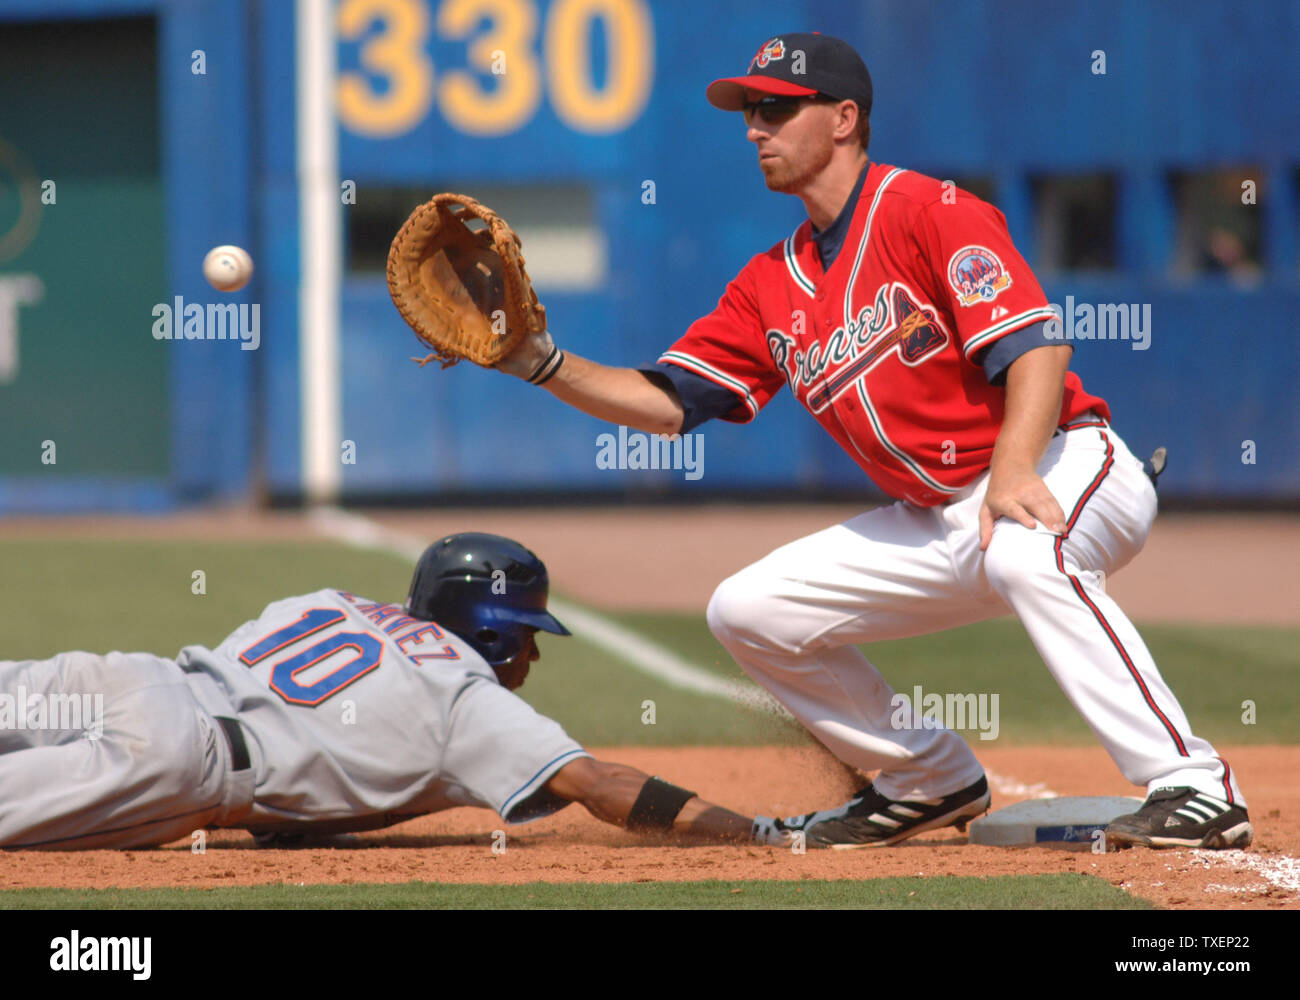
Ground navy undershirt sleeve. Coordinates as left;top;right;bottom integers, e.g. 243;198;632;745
636;363;744;433
977;321;1066;384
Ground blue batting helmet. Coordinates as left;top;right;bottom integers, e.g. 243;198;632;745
405;533;570;667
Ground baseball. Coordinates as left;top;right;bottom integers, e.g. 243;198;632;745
203;244;254;293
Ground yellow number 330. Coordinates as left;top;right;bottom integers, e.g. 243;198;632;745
337;0;653;138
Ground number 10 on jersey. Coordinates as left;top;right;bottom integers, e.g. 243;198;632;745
240;609;384;706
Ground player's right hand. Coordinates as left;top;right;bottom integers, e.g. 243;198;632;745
979;467;1066;551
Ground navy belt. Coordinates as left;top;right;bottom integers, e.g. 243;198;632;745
215;715;252;772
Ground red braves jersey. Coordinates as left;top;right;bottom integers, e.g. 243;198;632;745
660;163;1110;506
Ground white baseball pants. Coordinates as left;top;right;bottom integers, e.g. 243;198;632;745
707;418;1245;807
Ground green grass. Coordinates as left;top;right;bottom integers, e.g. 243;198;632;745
0;874;1151;910
0;538;415;660
1;536;1281;912
593;610;1299;746
1;538;1295;747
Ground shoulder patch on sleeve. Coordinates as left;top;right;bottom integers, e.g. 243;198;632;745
947;245;1013;307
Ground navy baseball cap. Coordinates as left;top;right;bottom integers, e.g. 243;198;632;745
707;32;873;114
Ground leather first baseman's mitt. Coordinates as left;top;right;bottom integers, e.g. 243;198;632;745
387;193;554;376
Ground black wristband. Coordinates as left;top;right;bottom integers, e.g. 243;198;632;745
626;776;697;832
528;347;565;385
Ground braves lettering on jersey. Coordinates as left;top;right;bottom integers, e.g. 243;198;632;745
658;163;1109;506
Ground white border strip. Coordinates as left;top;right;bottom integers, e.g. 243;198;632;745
783;229;816;298
855;382;960;497
296;0;342;503
842;167;906;329
659;350;759;418
307;507;792;718
962;306;1060;357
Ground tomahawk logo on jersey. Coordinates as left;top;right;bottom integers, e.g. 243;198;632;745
658;163;1109;505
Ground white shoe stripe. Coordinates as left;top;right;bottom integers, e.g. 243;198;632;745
1181;801;1220;821
1176;806;1211;823
1192;794;1230;814
868;813;902;829
889;805;924;819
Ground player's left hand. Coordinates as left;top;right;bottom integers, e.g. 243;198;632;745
751;815;801;847
496;324;561;382
979;468;1066;551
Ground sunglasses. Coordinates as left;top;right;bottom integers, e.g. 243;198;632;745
742;94;834;126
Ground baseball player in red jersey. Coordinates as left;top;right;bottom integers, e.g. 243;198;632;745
498;33;1251;851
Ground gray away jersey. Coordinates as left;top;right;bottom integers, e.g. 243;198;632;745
176;589;589;834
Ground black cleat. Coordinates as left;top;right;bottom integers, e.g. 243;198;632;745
787;776;991;850
1105;787;1252;850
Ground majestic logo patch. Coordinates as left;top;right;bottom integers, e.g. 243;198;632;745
751;38;786;70
766;283;950;415
948;245;1012;307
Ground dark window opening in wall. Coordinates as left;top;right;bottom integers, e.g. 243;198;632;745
946;175;996;205
909;172;996;207
345;184;605;292
1170;168;1263;281
1031;174;1117;272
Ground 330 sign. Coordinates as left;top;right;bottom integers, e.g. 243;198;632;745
337;0;654;137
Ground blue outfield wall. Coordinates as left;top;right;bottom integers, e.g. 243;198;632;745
159;0;257;503
305;0;1300;500
0;0;1296;510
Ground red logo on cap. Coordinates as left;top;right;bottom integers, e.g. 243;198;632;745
751;38;786;70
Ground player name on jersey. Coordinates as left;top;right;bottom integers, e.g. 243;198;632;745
334;591;461;664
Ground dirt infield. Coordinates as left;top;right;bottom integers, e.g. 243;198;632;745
5;506;1295;623
1;745;1295;910
2;506;1296;908
375;507;1300;623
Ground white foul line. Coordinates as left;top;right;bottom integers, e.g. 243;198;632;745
984;770;1061;800
307;507;792;718
1193;850;1300;897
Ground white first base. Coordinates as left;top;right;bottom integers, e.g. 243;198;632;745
968;796;1143;847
